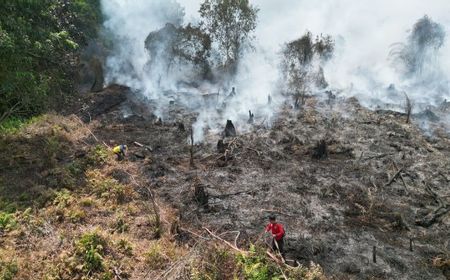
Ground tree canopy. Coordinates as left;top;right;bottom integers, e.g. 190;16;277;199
199;0;258;72
0;0;101;122
281;32;334;106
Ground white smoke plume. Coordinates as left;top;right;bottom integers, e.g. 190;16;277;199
101;0;450;141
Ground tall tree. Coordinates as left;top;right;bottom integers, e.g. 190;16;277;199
199;0;258;73
281;32;334;107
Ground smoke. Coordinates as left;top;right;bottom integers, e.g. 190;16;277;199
101;0;186;91
101;0;450;141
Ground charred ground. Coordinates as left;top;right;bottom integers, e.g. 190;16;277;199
83;86;450;279
1;85;449;279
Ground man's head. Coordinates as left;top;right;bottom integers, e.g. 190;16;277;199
269;215;276;224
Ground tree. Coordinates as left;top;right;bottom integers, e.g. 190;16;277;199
390;15;445;77
281;32;334;107
145;23;212;85
0;0;102;121
199;0;258;73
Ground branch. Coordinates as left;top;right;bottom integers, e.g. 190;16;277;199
393;162;408;193
385;168;403;187
73;116;110;149
203;227;246;254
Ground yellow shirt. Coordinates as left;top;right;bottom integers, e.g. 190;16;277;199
113;145;122;154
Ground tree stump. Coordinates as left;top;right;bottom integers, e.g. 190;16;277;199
224;120;236;137
177;122;185;131
194;184;209;209
312;140;328;160
155;117;163;126
248;110;254;124
217;139;227;153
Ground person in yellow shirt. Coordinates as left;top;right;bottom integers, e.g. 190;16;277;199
113;144;127;161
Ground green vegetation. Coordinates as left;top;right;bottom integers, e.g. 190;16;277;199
116;239;133;256
0;212;16;231
0;260;18;280
237;245;281;280
0;0;101;123
76;231;106;272
87;170;132;204
87;145;110;166
145;242;168;270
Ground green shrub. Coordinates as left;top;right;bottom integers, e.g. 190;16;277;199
52;189;73;209
86;145;109;166
116;239;133;256
80;198;94;207
87;170;130;204
285;262;326;280
145;242;167;270
0;260;18;280
68;208;86;223
237;245;281;280
67;160;84;177
0;212;16;231
0;115;44;135
114;216;129;233
76;231;106;272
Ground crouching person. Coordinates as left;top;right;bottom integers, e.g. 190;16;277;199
113;144;127;161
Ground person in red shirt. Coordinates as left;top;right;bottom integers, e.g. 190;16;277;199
265;215;285;256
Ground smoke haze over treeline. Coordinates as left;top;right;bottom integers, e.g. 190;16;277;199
101;0;450;140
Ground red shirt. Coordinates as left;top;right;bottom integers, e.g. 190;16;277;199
265;222;285;240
